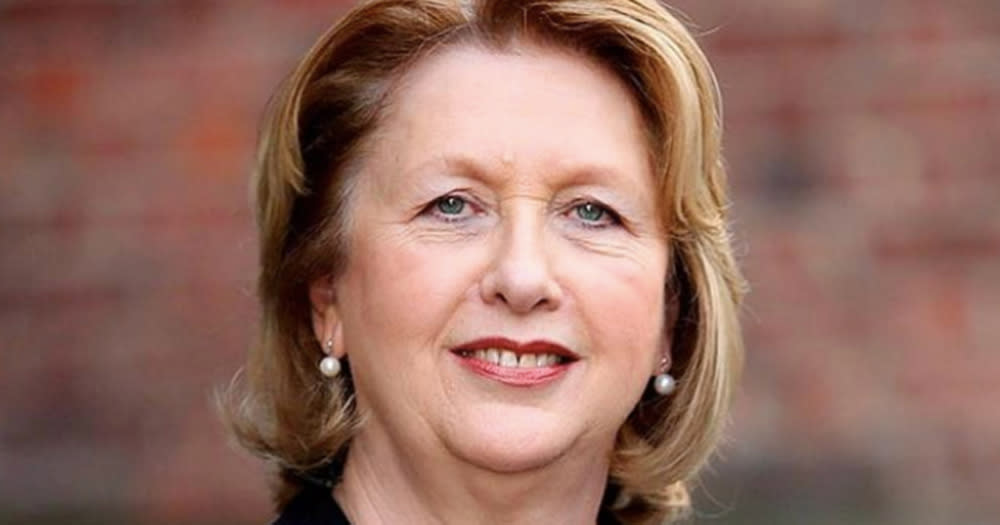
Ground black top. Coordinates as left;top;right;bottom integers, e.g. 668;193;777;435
273;481;622;525
273;485;351;525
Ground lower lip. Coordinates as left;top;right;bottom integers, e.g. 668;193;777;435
454;354;570;386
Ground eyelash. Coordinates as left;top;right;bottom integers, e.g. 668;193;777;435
421;195;623;229
567;200;622;230
423;194;478;223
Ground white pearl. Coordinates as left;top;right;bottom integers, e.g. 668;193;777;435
653;373;676;396
319;356;341;377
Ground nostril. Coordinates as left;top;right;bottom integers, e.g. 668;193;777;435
478;272;502;305
481;269;561;314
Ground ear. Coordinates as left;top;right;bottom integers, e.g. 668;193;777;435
657;288;680;374
656;335;673;376
308;275;346;358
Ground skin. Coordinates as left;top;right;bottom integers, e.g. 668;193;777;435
309;42;671;525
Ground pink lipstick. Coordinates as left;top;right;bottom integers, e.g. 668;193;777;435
451;337;577;387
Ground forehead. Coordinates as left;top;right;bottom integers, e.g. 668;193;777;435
364;42;654;191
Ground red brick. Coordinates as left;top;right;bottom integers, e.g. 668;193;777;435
2;0;999;521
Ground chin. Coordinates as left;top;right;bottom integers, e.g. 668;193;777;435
441;405;587;474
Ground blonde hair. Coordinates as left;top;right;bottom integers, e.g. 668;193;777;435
223;1;747;523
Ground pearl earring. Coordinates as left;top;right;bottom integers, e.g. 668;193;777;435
653;373;676;396
319;338;341;377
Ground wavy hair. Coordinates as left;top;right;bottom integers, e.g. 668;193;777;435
223;1;747;523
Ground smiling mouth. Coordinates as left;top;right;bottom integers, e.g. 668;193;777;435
455;348;570;368
450;337;578;386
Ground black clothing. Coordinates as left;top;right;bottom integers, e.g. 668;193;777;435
273;485;351;525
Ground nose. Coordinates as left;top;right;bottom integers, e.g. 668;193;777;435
479;210;563;314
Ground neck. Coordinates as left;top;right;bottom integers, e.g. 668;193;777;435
333;426;611;525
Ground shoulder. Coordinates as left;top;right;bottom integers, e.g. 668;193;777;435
272;485;351;525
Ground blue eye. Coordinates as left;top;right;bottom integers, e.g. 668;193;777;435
567;200;623;230
575;202;606;223
436;195;466;215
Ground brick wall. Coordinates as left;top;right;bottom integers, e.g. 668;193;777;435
677;1;1000;523
1;1;997;523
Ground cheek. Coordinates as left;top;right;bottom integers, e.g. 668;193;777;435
340;231;483;349
571;260;665;429
568;255;667;368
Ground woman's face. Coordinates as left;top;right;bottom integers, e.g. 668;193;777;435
321;43;669;473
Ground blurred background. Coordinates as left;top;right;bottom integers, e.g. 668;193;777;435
1;1;997;524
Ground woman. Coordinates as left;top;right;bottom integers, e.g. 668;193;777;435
224;0;746;523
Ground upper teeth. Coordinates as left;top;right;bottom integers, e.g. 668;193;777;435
462;349;563;368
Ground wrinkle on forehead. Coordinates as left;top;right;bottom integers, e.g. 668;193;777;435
496;193;550;207
356;41;662;232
